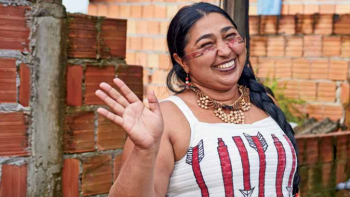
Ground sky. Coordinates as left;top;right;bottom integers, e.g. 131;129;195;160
62;0;89;14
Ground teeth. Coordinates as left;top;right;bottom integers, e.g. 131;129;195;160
216;60;235;69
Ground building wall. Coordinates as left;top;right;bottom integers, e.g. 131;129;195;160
88;0;350;124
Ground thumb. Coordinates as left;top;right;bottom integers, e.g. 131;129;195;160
148;90;162;116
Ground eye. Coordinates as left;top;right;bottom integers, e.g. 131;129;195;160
225;33;237;40
200;42;214;48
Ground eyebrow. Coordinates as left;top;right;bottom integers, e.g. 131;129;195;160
194;26;236;45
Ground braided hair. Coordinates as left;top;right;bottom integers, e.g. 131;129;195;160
166;2;300;194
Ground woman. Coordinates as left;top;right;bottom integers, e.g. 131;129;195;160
95;2;300;197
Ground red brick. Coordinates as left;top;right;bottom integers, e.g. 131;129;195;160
0;164;27;197
107;5;119;19
159;54;171;70
119;5;130;18
278;15;295;35
320;5;335;14
66;65;83;106
336;160;347;184
19;64;30;107
64;112;95;153
0;5;30;52
154;5;167;18
166;5;178;19
324;105;343;121
135;52;148;66
304;35;322;57
130;5;142;18
0;112;28;156
148;53;159;68
249;16;260;35
299;81;317;101
142;37;154;51
67;15;98;58
323;36;341;57
304;4;319;14
117;65;143;100
341;82;349;105
142;5;154;18
260;16;277;35
286;36;303;57
129;37;142;50
154;38;167;52
256;58;275;78
136;21;148;34
334;15;350;35
297;61;310;76
280;80;299;99
160;21;169;35
84;66;115;105
281;4;289;15
289;4;304;15
322;163;333;187
335;134;349;160
114;154;123;181
267;36;285;57
274;58;292;78
82;155;112;196
88;4;97;16
314;15;333;35
307;104;324;120
147;21;160;35
329;60;348;81
62;159;80;197
250;36;267;57
305;136;319;164
0;58;16;103
341;36;350;58
310;59;329;79
335;5;350;14
97;115;126;150
125;52;135;65
296;138;305;165
296;15;314;35
97;4;108;17
127;20;136;34
100;19;127;59
317;81;336;102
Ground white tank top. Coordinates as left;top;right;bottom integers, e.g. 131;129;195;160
164;96;297;197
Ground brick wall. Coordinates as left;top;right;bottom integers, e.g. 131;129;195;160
88;0;350;123
0;1;142;197
296;131;350;197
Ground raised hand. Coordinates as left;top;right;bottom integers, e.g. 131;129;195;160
95;78;164;150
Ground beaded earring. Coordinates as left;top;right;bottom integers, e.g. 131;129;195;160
185;73;191;88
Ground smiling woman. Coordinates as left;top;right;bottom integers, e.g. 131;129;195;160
95;2;300;197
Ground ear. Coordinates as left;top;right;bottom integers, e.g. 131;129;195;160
173;53;190;73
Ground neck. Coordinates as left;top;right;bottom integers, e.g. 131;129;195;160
191;83;241;105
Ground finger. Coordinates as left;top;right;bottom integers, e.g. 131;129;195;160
148;90;162;116
97;107;123;126
99;82;129;108
113;78;140;104
95;90;125;116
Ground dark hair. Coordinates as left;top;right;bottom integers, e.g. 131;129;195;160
166;2;300;194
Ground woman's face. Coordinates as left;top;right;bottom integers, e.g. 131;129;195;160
178;13;246;91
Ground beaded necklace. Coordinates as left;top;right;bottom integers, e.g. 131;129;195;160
189;85;251;124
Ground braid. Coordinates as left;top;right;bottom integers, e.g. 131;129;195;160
238;65;300;195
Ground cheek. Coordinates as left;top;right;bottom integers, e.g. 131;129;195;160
229;42;245;55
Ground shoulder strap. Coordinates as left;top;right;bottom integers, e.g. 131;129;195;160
162;96;199;127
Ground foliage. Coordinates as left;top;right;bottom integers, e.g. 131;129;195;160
261;77;306;125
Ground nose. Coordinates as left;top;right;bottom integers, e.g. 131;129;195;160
216;40;232;57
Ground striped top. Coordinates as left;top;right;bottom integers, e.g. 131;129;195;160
164;96;297;197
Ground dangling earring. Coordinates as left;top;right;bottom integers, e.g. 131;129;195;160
185;73;191;88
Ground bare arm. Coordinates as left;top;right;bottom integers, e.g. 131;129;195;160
95;79;174;197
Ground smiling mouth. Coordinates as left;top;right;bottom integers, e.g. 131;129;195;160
213;59;236;71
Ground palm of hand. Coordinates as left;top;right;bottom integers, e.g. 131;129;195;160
123;101;164;150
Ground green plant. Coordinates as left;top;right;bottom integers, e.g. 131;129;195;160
261;77;306;125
